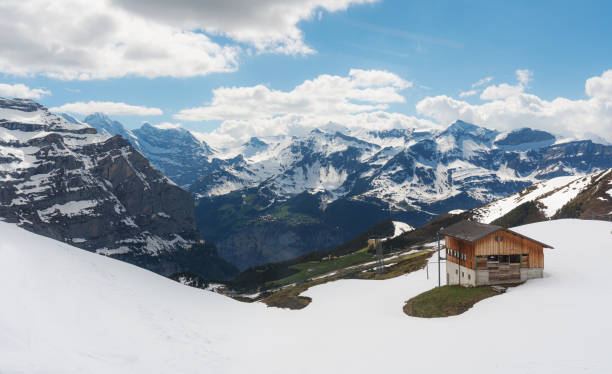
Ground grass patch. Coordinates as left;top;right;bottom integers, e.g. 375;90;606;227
403;285;499;318
356;251;432;280
260;283;316;309
265;249;374;287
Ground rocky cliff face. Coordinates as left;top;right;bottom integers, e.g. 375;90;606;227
0;98;237;279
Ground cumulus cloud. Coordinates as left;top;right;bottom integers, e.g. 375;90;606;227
50;101;163;116
586;70;612;98
176;69;411;121
416;69;612;142
480;69;532;100
111;0;379;55
195;110;439;148
178;69;439;146
0;0;239;80
0;83;51;99
0;0;374;80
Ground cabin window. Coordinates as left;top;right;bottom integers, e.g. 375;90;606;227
468;274;471;280
455;269;458;275
510;255;521;263
500;255;510;263
500;236;504;242
461;271;464;277
495;236;498;242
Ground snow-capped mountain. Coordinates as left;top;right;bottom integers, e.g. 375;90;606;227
83;114;214;187
79;115;612;213
75;113;612;269
68;112;140;146
0;98;236;279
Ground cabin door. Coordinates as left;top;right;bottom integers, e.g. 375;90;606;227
487;255;520;283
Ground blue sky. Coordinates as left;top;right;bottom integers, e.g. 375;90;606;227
1;0;611;144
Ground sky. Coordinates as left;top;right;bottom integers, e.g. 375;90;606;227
1;0;611;146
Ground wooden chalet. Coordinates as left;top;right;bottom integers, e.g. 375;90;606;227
441;220;553;286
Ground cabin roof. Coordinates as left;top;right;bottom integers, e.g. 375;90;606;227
440;220;553;248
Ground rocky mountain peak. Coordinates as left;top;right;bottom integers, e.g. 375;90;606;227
0;98;238;280
440;120;498;141
493;127;556;151
0;97;44;112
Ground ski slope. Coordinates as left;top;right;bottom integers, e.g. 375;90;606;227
1;219;611;373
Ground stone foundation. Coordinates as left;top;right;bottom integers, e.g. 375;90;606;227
447;262;544;287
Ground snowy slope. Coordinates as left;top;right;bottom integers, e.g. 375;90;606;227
388;220;414;239
2;219;611;373
473;169;612;223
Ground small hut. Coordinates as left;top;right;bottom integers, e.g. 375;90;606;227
441;220;553;286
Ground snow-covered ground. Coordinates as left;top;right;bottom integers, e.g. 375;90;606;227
1;219;611;373
473;172;602;223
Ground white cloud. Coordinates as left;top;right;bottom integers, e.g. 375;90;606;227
586;70;612;98
459;89;478;98
515;69;532;86
0;83;51;99
196;111;439;148
480;69;532;100
175;69;411;122
178;69;439;147
111;0;379;55
416;69;612;142
0;0;239;80
50;101;163;116
471;76;493;88
0;0;374;80
150;122;182;130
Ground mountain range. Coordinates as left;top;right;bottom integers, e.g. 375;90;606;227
2;97;610;277
76;111;612;269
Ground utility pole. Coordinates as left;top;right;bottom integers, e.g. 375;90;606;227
375;240;384;275
437;229;441;287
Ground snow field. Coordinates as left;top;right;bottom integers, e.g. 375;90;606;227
0;219;611;373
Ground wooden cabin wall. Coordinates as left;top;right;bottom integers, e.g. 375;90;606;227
445;236;476;269
474;230;544;268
